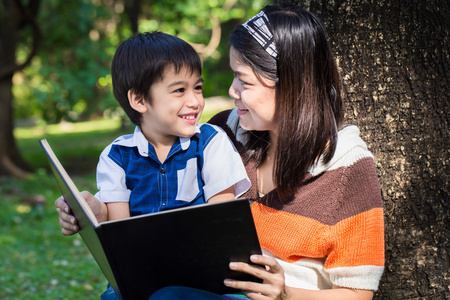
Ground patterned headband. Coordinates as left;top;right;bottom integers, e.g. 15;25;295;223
242;11;278;59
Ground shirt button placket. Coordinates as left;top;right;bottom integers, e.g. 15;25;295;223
160;167;167;209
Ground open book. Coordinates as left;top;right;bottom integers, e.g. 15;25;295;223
40;139;262;300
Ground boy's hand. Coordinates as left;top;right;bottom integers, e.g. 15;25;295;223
55;196;79;236
55;191;107;235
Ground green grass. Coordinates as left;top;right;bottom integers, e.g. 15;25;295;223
1;119;132;299
1;105;229;299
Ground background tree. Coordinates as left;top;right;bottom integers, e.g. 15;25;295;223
286;0;449;298
0;0;40;178
0;0;117;177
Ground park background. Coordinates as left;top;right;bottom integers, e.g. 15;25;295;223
0;0;448;299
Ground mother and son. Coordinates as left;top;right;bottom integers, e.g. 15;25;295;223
55;3;385;300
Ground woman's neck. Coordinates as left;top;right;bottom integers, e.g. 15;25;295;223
257;130;278;195
267;129;278;158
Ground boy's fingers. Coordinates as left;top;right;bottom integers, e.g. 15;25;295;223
59;216;78;235
61;227;78;236
55;197;70;213
56;208;75;224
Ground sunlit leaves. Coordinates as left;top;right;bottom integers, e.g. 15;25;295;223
12;0;270;123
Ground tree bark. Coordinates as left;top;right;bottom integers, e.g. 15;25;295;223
288;0;449;298
0;0;40;178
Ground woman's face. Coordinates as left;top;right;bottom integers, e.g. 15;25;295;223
228;47;277;132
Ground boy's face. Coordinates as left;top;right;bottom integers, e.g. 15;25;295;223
140;66;204;145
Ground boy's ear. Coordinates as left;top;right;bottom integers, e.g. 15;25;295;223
128;90;148;113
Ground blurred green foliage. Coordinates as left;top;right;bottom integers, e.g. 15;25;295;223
12;0;269;124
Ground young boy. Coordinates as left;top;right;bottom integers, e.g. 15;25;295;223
96;31;250;221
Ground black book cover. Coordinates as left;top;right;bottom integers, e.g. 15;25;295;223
40;139;262;300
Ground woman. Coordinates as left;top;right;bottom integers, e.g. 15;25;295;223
56;3;384;299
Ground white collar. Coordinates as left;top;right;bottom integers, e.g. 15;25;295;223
115;125;201;157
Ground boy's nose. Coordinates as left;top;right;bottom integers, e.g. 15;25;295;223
186;92;201;108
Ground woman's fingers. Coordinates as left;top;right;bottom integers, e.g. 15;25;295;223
250;255;284;275
225;255;286;299
232;255;284;280
224;276;264;296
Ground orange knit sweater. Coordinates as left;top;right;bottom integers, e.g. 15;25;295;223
209;109;385;290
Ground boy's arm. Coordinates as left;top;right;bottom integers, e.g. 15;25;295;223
106;202;131;220
96;144;131;221
208;186;235;204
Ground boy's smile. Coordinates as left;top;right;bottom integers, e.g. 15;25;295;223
179;112;199;125
135;65;204;148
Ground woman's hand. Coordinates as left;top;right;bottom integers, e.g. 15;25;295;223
55;191;106;235
224;255;287;300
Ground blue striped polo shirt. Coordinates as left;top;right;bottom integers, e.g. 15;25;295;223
95;124;250;217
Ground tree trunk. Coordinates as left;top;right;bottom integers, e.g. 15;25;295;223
288;0;450;298
125;0;141;34
0;0;39;178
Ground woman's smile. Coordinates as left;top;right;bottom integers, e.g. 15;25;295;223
236;107;249;115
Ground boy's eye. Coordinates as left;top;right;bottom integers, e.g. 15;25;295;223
195;85;203;91
174;88;185;93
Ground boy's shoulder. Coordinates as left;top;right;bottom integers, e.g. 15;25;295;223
197;123;220;135
100;131;138;156
110;133;135;145
196;123;229;141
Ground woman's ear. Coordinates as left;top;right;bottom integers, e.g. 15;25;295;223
128;90;148;113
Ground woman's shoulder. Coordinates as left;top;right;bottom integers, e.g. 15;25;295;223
207;108;247;150
310;125;374;176
207;109;234;128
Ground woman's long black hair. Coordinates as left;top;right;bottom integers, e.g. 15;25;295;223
229;3;343;196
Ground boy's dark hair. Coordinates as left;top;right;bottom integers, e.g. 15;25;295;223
230;4;343;196
111;31;202;125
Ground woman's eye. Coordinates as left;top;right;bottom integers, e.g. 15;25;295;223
232;72;250;86
240;79;249;86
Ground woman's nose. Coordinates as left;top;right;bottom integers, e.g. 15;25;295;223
228;78;240;100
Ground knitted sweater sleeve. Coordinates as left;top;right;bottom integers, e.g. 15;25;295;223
323;155;385;289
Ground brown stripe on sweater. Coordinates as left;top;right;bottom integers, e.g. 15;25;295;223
244;157;382;226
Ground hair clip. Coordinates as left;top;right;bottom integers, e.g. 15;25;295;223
243;11;278;59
